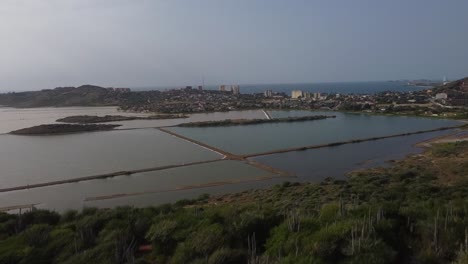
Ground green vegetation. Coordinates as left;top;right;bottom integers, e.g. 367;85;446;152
57;114;187;124
178;115;336;127
0;85;123;108
10;124;121;135
1;142;467;263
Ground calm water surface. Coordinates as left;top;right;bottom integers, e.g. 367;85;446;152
0;107;460;211
0;129;220;188
0;106;266;133
169;111;460;155
252;129;457;181
0;160;276;212
0;106;145;134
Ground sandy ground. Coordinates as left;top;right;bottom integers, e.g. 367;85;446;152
416;130;468;147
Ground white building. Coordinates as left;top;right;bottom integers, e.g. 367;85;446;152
231;85;240;95
435;93;448;100
291;90;304;99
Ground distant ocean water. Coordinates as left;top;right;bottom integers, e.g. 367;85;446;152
133;81;429;95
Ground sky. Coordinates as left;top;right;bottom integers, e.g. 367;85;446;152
1;0;468;91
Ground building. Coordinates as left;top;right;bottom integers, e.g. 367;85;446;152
451;95;468;106
291;90;304;99
231;85;240;95
198;85;203;91
313;92;321;100
219;85;226;92
442;76;449;85
460;81;468;92
264;90;273;97
435;93;447;100
109;88;131;92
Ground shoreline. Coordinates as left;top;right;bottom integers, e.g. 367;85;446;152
1;125;466;212
0;125;462;194
415;129;468;148
2;104;467;123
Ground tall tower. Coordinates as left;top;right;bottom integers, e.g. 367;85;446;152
443;76;448;85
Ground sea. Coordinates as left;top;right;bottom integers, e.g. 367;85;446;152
133;81;428;95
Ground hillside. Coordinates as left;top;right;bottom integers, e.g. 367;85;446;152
433;76;468;93
0;85;125;108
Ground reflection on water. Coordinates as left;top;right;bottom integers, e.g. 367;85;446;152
0;108;460;211
169;111;460;154
0;106;146;134
0;129;220;188
0;160;276;212
0;106;266;133
114;110;266;129
252;129;457;181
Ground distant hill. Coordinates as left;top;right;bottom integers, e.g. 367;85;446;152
0;85;127;108
433;76;468;93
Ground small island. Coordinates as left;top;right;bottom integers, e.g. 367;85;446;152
10;124;121;135
56;114;187;124
178;115;335;127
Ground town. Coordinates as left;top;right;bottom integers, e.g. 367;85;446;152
1;78;467;119
117;78;468;118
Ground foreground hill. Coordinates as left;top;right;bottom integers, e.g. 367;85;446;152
0;141;467;263
0;85;125;107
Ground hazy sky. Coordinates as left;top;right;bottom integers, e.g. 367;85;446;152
1;0;468;91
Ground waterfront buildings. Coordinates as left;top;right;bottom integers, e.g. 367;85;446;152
219;85;240;94
231;85;240;95
461;81;468;92
291;90;304;99
264;90;273;97
108;88;131;92
291;90;323;100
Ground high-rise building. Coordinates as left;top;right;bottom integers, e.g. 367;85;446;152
231;85;240;95
264;90;273;97
461;81;468;92
198;85;203;91
219;85;226;91
291;90;304;99
443;76;449;85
